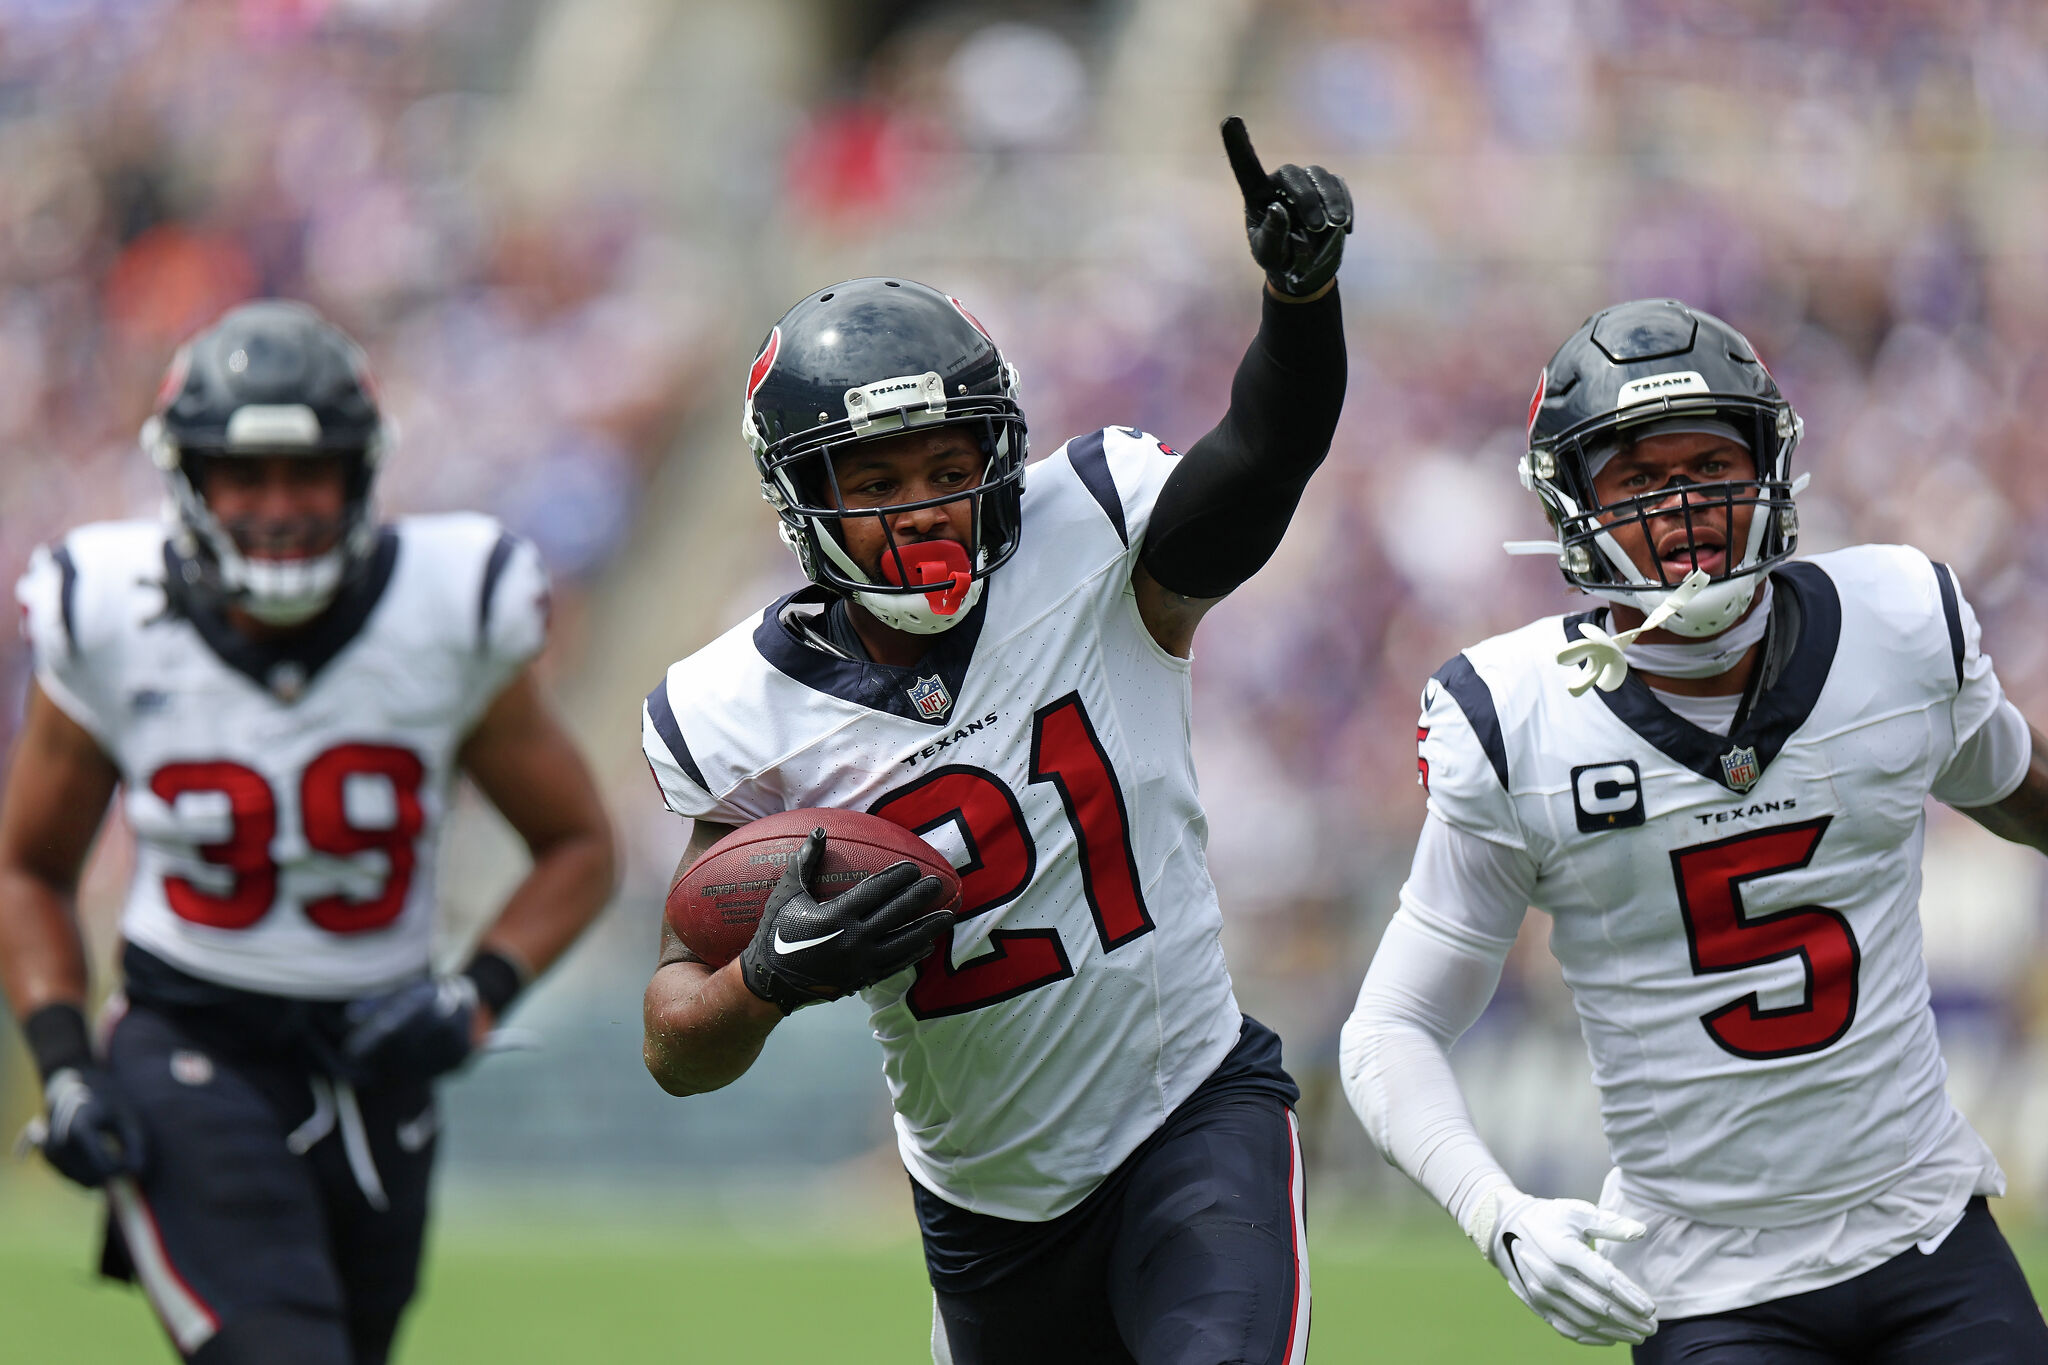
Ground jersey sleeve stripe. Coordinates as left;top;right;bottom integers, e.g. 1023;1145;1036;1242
476;530;518;651
1431;654;1509;790
1067;429;1129;547
1932;560;1964;689
644;680;708;791
51;543;79;652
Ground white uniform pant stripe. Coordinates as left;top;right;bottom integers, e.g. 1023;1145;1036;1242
108;1175;219;1354
1282;1107;1311;1365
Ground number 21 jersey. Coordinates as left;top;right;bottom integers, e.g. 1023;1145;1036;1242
15;514;548;999
642;427;1243;1223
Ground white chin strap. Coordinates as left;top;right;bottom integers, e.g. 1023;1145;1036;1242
1558;569;1712;696
812;524;985;635
1587;569;1763;639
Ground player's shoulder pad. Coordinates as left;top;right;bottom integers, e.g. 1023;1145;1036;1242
15;520;169;744
16;520;168;660
1414;623;1557;850
640;613;788;823
392;512;550;668
1042;426;1182;553
1801;544;1965;693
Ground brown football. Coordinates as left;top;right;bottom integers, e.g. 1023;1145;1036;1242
664;808;963;969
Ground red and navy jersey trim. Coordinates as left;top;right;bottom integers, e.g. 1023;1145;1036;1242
1429;654;1509;791
644;679;707;792
1066;430;1129;548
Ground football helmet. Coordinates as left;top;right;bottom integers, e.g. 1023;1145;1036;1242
144;300;388;626
1521;299;1803;637
744;277;1026;634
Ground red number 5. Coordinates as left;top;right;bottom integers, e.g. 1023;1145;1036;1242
1672;817;1858;1059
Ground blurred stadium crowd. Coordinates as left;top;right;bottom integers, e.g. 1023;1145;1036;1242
5;0;2048;1214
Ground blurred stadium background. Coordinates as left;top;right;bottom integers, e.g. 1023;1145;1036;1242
4;0;2048;1358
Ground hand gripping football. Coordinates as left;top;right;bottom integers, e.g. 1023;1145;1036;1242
666;808;963;968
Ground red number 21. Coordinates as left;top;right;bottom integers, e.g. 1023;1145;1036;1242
871;692;1153;1019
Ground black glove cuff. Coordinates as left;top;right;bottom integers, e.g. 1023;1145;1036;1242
24;1002;94;1083
462;949;528;1018
739;957;813;1016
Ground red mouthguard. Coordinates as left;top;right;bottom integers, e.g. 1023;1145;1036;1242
878;540;974;615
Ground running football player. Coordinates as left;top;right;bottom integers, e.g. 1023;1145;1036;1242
640;120;1348;1365
0;301;616;1365
1340;298;2048;1361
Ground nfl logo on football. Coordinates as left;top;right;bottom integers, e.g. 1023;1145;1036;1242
1720;745;1761;792
908;674;952;721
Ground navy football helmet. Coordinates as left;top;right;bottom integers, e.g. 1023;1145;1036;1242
1522;299;1804;636
743;277;1026;634
145;300;388;626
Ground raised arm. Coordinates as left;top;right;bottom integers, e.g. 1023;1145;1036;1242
1134;119;1350;656
1340;813;1658;1348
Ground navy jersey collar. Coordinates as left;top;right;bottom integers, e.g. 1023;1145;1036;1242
163;529;401;700
1564;561;1840;792
753;584;989;725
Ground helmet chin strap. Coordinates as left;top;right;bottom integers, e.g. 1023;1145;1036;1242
1558;569;1712;697
814;524;985;635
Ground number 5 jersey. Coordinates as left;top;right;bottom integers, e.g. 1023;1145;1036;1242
641;427;1244;1223
15;514;549;999
1414;543;2026;1317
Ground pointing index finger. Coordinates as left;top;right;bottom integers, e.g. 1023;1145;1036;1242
1220;116;1270;207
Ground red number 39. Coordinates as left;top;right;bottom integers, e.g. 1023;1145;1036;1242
148;743;426;935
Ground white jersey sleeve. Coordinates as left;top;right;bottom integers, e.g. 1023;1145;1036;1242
15;525;161;749
1417;660;1525;850
475;528;550;701
1082;425;1182;567
1926;563;2030;807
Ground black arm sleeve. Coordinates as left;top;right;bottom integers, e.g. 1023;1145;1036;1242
1139;286;1346;599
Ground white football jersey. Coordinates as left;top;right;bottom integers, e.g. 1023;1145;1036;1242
15;514;548;999
1420;544;2009;1312
643;427;1243;1222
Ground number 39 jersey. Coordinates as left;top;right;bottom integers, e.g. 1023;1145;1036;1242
1421;545;2010;1251
15;514;549;999
642;428;1244;1223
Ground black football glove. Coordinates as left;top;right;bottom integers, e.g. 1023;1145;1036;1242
1223;116;1353;299
341;975;479;1087
37;1065;148;1189
740;828;951;1014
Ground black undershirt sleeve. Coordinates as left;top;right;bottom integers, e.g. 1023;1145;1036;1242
1139;286;1347;599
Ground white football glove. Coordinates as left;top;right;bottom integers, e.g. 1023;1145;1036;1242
1467;1185;1659;1346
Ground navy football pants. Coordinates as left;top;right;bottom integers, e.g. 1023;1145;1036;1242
101;1002;436;1365
927;1093;1310;1365
1634;1197;2048;1363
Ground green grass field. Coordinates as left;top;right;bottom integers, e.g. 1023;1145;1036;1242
5;1181;2045;1362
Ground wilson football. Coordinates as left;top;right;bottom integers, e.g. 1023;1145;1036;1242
665;807;962;968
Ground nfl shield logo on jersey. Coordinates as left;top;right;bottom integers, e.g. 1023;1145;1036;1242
1720;744;1761;792
908;674;953;721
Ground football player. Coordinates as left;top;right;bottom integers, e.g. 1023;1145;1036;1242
1340;298;2048;1361
0;300;616;1365
641;120;1348;1365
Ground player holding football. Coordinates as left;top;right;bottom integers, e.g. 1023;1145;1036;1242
0;301;615;1365
641;120;1347;1365
1341;298;2048;1360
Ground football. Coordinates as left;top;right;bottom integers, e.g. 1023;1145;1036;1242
665;808;963;968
